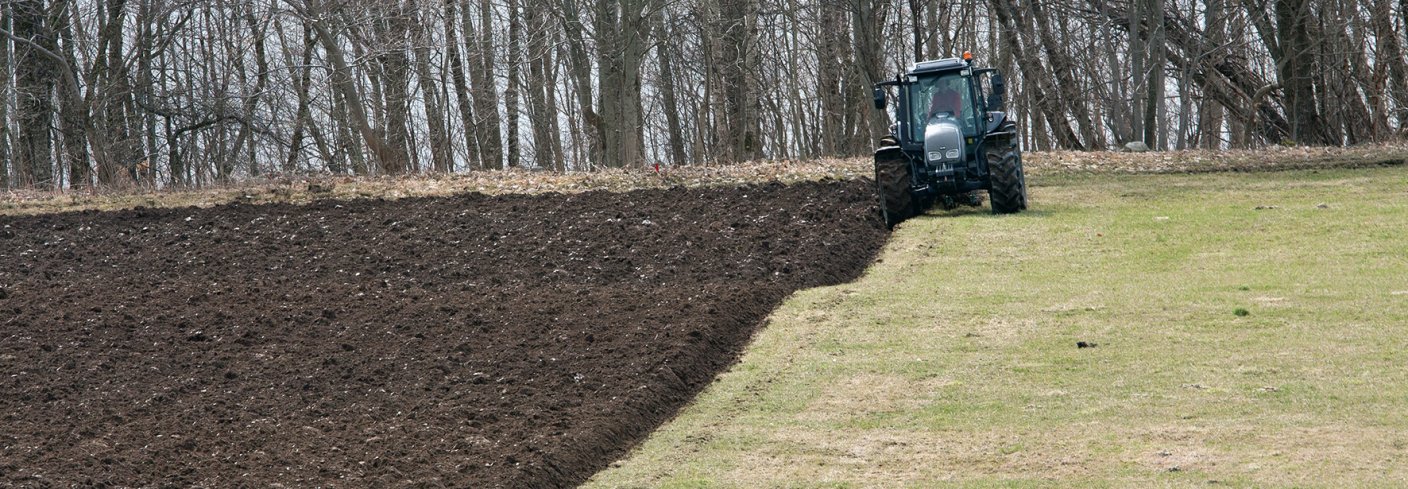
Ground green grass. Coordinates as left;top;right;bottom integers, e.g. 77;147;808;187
586;167;1408;488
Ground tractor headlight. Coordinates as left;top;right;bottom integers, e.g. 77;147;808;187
927;151;943;161
945;149;961;160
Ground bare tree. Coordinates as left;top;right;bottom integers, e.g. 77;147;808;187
0;6;9;188
10;0;56;187
0;0;1403;190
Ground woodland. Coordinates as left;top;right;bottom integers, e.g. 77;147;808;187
0;0;1404;188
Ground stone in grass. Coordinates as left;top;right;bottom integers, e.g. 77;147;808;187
1077;341;1098;349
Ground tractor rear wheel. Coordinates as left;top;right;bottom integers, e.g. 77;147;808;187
875;151;913;229
987;138;1027;214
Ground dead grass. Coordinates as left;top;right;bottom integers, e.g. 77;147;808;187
0;158;870;216
4;143;1405;217
1021;141;1408;175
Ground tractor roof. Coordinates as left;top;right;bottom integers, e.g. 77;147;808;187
907;58;967;75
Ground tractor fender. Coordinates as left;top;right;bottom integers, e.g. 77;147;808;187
873;144;905;163
873;144;912;187
985;111;1017;138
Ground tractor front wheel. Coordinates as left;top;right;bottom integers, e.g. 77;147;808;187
987;138;1027;214
875;151;913;229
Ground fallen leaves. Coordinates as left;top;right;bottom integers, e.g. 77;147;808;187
1023;142;1408;176
3;142;1404;216
0;159;873;216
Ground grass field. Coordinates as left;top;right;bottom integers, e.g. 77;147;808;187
586;166;1408;488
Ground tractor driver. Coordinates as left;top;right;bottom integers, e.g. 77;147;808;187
926;76;965;121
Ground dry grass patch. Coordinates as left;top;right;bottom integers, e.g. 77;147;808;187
1022;141;1408;175
0;159;871;216
6;143;1406;217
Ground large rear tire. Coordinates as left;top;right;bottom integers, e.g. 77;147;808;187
987;138;1027;214
875;151;913;229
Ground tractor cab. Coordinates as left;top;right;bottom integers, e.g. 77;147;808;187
871;53;1025;227
899;59;983;145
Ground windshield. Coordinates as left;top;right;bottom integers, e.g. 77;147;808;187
907;72;978;141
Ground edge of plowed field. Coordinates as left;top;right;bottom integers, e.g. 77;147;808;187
0;178;891;488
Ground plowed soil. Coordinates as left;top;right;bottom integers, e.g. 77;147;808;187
0;180;887;487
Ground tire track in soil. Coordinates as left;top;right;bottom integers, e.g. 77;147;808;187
0;180;887;487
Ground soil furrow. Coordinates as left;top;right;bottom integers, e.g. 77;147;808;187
0;180;887;487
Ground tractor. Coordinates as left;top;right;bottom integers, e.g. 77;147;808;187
871;52;1027;228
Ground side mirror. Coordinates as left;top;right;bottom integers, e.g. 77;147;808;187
989;74;1006;110
872;87;886;110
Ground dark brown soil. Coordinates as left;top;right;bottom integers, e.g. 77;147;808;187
0;180;887;488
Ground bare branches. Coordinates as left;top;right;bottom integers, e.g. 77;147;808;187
0;0;1402;190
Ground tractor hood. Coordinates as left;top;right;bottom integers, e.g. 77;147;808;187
923;116;965;167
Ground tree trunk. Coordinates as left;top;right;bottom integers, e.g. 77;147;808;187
54;0;89;187
474;0;503;169
1402;0;1408;127
232;8;270;178
412;7;452;173
595;0;621;167
783;0;810;159
1144;0;1167;149
0;6;9;189
1197;0;1227;149
1129;0;1146;143
378;4;414;174
505;0;521;168
1370;0;1408;134
546;28;566;170
559;0;603;167
850;0;888;154
1095;0;1130;145
1329;0;1377;143
525;5;559;169
443;0;482;170
136;0;158;185
1175;43;1191;149
816;5;842;156
718;0;761;162
908;0;922;61
331;88;362;175
654;11;686;166
1275;0;1326;145
696;1;716;163
285;23;316;172
100;0;138;185
12;0;54;187
596;0;652;168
